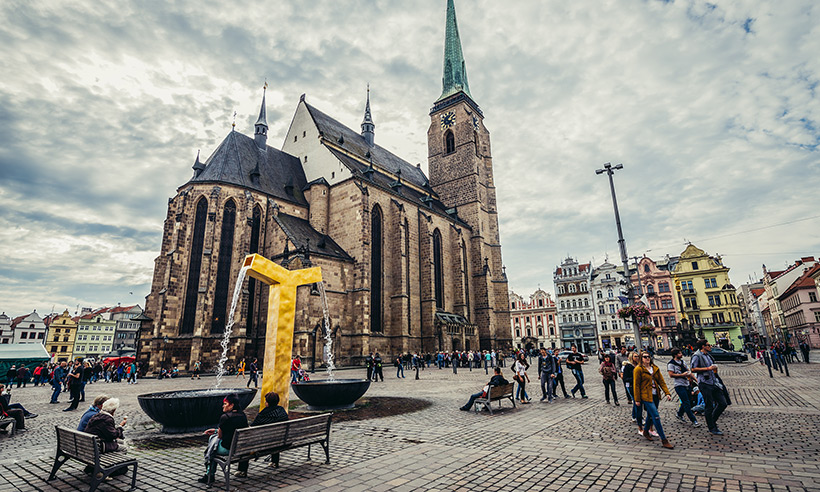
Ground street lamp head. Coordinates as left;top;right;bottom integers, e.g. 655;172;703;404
614;163;624;170
595;169;605;175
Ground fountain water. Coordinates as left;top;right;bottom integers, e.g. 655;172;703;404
214;265;249;389
316;281;335;381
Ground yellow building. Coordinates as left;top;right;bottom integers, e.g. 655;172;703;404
671;245;743;350
48;310;77;362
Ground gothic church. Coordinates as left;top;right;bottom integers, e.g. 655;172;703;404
139;0;511;371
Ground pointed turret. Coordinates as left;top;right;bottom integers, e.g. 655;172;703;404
192;149;205;178
361;84;375;147
254;84;268;149
438;0;472;102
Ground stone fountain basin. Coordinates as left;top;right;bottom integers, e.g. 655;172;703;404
137;388;257;434
291;379;371;411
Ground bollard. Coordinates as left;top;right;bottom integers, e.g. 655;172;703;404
763;352;773;378
783;356;790;377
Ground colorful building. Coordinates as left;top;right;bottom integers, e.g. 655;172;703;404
110;304;142;355
509;289;559;350
47;310;78;362
0;313;11;344
11;311;47;344
670;245;742;350
589;261;631;350
73;309;117;359
554;257;597;353
631;256;680;349
778;264;820;348
762;257;817;341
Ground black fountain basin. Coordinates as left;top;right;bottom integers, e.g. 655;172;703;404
137;388;257;434
290;379;371;411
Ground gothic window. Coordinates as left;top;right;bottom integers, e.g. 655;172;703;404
180;197;208;335
433;228;444;310
461;239;470;321
211;199;237;334
473;131;480;155
406;218;412;332
371;205;383;332
444;130;455;154
246;205;262;336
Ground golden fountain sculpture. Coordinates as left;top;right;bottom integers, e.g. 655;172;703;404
242;253;322;412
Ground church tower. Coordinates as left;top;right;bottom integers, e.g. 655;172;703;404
428;0;511;350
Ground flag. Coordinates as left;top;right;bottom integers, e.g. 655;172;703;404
640;294;649;307
618;296;629;305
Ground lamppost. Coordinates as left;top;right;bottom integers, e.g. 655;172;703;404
596;162;642;347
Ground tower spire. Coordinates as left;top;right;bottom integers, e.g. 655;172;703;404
254;82;268;149
438;0;472;102
361;83;375;147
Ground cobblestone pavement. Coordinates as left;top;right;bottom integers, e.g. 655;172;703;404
1;358;819;491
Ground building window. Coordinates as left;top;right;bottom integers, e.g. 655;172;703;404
538;299;544;307
181;197;208;335
538;327;543;336
444;130;455;154
810;292;817;303
246;205;262;336
601;321;607;331
371;205;384;332
599;306;605;315
433;228;444;310
211;199;237;334
569;284;576;293
659;282;670;293
597;290;602;299
644;264;650;273
549;315;553;321
516;329;521;337
609;305;616;314
607;288;613;298
526;328;531;337
560;301;565;309
647;284;655;294
692;262;699;270
558;285;565;294
584;299;589;307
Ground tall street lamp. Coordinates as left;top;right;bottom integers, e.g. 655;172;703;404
596;162;642;347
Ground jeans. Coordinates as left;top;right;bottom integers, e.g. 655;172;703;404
463;391;483;410
517;380;528;401
625;384;639;420
553;372;568;397
623;380;632;402
396;365;404;378
51;382;62;403
571;369;585;396
540;373;554;401
641;400;666;440
208;441;248;475
603;379;618;403
699;382;728;431
674;385;697;423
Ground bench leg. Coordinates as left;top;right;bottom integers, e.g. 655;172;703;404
223;463;230;492
321;440;330;464
307;444;311;461
130;462;138;490
47;453;69;481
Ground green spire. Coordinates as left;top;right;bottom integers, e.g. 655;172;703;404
438;0;472;102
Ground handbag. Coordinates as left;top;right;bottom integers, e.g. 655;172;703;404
716;374;732;406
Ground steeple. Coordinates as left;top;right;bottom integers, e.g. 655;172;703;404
192;149;205;178
438;0;472;102
361;84;375;147
254;83;268;149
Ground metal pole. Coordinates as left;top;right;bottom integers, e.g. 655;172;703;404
596;163;642;347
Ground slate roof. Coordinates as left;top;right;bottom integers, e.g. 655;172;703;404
303;103;430;190
273;213;353;262
189;131;308;206
780;264;820;299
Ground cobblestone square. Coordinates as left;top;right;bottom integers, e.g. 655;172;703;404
1;359;819;491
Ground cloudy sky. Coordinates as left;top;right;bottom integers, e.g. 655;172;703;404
1;0;818;316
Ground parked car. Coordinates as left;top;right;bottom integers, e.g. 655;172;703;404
556;351;589;362
709;347;748;363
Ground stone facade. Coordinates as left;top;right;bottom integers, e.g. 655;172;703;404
111;305;142;354
630;256;680;349
73;310;116;359
46;310;77;362
589;261;631;350
554;258;597;353
0;313;11;345
11;311;46;345
509;289;559;350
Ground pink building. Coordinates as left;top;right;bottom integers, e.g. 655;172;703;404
778;264;820;348
631;257;680;348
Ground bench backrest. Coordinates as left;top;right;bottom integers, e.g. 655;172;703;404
230;413;331;457
55;425;100;464
488;383;514;399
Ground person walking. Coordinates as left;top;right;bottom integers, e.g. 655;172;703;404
667;348;700;427
246;358;258;388
552;351;570;399
51;361;67;404
599;356;619;405
800;341;810;364
615;347;632;404
365;353;374;381
623;352;639;423
537;348;556;402
192;360;201;379
373;353;384;382
63;360;83;411
633;351;674;449
395;356;405;378
514;353;531;403
566;345;587;398
691;339;728;435
236;358;246;379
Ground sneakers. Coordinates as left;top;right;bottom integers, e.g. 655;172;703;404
631;417;637;423
675;414;686;423
234;471;247;478
26;413;38;419
582;395;589;399
693;421;701;427
459;406;470;411
197;474;214;484
710;428;724;435
649;430;660;437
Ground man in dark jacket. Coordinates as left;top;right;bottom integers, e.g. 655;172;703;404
251;392;289;467
373;353;384;382
538;348;557;402
84;398;129;476
459;367;509;411
0;384;27;431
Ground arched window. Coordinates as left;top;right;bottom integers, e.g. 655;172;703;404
574;314;579;322
371;205;383;332
212;199;237;333
585;313;591;321
444;130;455;154
607;288;613;298
526;328;531;337
644;264;650;273
246;205;262;335
180;197;208;335
461;239;470;320
571;300;577;308
584;299;589;307
569;284;576;293
538;327;543;336
549;325;554;336
474;131;480;155
562;315;567;323
433;228;444;310
597;290;602;299
560;301;565;309
558;285;565;294
406;218;412;332
647;284;655;294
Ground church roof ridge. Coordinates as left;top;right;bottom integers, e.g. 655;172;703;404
271;212;353;262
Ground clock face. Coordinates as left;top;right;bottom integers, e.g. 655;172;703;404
440;111;456;129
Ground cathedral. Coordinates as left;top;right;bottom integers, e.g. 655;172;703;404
138;0;511;371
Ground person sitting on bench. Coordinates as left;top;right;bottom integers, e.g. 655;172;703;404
459;367;509;411
251;392;289;468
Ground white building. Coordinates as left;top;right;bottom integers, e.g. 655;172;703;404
509;289;559;351
0;313;12;344
110;304;142;354
11;311;47;344
554;257;598;353
589;261;632;350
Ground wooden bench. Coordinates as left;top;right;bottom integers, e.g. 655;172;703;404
473;383;516;415
208;413;332;491
0;416;16;436
48;426;138;492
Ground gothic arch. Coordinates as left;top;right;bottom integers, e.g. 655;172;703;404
211;198;237;334
370;204;383;333
433;228;444;310
444;130;455;154
246;204;262;336
180;196;208;335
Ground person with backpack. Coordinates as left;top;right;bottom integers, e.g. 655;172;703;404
667;348;700;427
599;356;619;405
691;339;728;435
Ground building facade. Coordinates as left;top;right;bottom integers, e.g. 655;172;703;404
138;0;511;372
0;313;11;344
73;311;116;359
47;310;77;362
11;311;47;344
110;305;142;354
509;289;559;350
590;261;631;350
554;258;597;352
778;264;820;348
762;257;817;341
737;282;766;345
670;245;742;349
631;256;680;349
